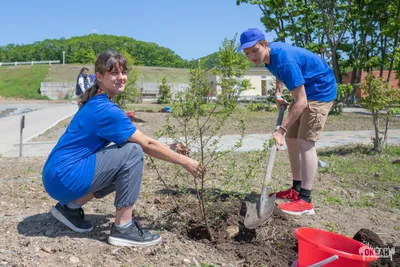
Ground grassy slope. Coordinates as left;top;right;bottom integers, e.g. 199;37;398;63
44;64;191;83
0;65;49;99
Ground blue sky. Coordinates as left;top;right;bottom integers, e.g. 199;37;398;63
0;0;276;60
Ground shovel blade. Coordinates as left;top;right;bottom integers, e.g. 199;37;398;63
243;194;276;229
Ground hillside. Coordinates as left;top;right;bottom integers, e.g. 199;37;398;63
0;65;49;99
0;34;192;68
45;65;191;83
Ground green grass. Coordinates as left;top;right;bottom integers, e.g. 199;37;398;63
45;64;191;83
0;65;49;99
319;145;400;182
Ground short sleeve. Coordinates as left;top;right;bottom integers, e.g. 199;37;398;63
96;105;136;145
277;62;305;91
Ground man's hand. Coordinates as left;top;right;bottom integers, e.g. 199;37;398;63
275;96;289;109
271;127;286;150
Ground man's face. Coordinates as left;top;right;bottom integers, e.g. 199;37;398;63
243;42;269;66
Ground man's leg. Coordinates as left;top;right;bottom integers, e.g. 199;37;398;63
278;100;333;215
270;103;302;200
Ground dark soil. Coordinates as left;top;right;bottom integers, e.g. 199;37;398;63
354;229;400;267
152;192;300;267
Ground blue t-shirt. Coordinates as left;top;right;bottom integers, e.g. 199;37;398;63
266;42;337;102
42;94;136;204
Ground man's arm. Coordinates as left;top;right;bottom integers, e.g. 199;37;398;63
276;84;307;135
275;79;285;97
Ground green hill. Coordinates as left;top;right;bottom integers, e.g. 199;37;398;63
44;65;191;83
0;65;49;99
0;34;191;68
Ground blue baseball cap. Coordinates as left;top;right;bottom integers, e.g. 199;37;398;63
237;28;265;51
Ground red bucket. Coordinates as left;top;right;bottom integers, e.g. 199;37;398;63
295;228;378;267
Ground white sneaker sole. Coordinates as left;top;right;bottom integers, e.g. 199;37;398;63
108;236;162;247
50;206;93;233
279;208;315;216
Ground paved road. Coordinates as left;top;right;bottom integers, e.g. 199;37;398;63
1;105;399;157
0;102;78;156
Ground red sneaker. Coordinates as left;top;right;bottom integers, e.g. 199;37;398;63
278;199;315;215
269;188;299;200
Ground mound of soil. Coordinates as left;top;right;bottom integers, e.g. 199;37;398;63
153;193;300;266
353;229;400;267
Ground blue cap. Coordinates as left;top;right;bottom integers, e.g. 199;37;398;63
237;28;265;51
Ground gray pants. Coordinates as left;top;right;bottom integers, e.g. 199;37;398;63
87;142;144;208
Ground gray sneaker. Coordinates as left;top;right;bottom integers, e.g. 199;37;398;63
50;203;93;233
108;221;161;247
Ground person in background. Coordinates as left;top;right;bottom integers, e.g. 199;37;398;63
75;67;90;97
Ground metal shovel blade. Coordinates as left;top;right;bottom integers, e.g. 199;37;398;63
244;194;276;229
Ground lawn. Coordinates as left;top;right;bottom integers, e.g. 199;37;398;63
0;65;49;99
44;64;191;83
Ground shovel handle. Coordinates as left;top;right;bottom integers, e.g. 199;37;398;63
276;104;287;128
258;105;287;217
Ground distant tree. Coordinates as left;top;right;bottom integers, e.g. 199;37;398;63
157;76;172;104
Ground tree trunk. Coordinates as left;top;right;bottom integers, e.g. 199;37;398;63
331;47;342;83
369;79;381;152
383;116;390;148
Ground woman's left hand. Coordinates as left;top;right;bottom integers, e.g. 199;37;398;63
169;142;189;156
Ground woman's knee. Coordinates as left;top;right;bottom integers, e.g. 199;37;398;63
123;142;144;159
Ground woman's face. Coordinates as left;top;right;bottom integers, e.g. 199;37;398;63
97;64;127;97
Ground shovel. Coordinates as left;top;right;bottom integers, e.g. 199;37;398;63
244;104;287;229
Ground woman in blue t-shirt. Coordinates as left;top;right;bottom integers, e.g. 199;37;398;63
42;50;204;247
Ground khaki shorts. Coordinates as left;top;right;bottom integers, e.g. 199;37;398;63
286;100;333;142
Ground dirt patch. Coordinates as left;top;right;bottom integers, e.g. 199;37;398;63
150;192;299;266
0;150;399;266
354;229;400;267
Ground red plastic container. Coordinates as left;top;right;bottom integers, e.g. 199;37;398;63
294;228;378;267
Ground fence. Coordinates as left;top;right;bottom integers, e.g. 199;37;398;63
40;81;190;100
0;60;60;66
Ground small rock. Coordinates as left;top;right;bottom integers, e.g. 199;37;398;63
45;229;55;237
374;172;380;177
144;248;153;255
20;239;30;246
226;225;239;238
392;158;400;164
40;246;52;254
365;192;375;197
7;249;13;256
183;258;191;264
70;256;80;264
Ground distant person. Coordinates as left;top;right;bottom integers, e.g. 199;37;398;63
42;50;204;247
88;73;97;86
75;67;90;97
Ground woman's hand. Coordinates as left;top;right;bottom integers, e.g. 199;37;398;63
169;142;189;156
183;157;206;178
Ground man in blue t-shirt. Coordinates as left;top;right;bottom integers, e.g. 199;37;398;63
238;28;337;216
